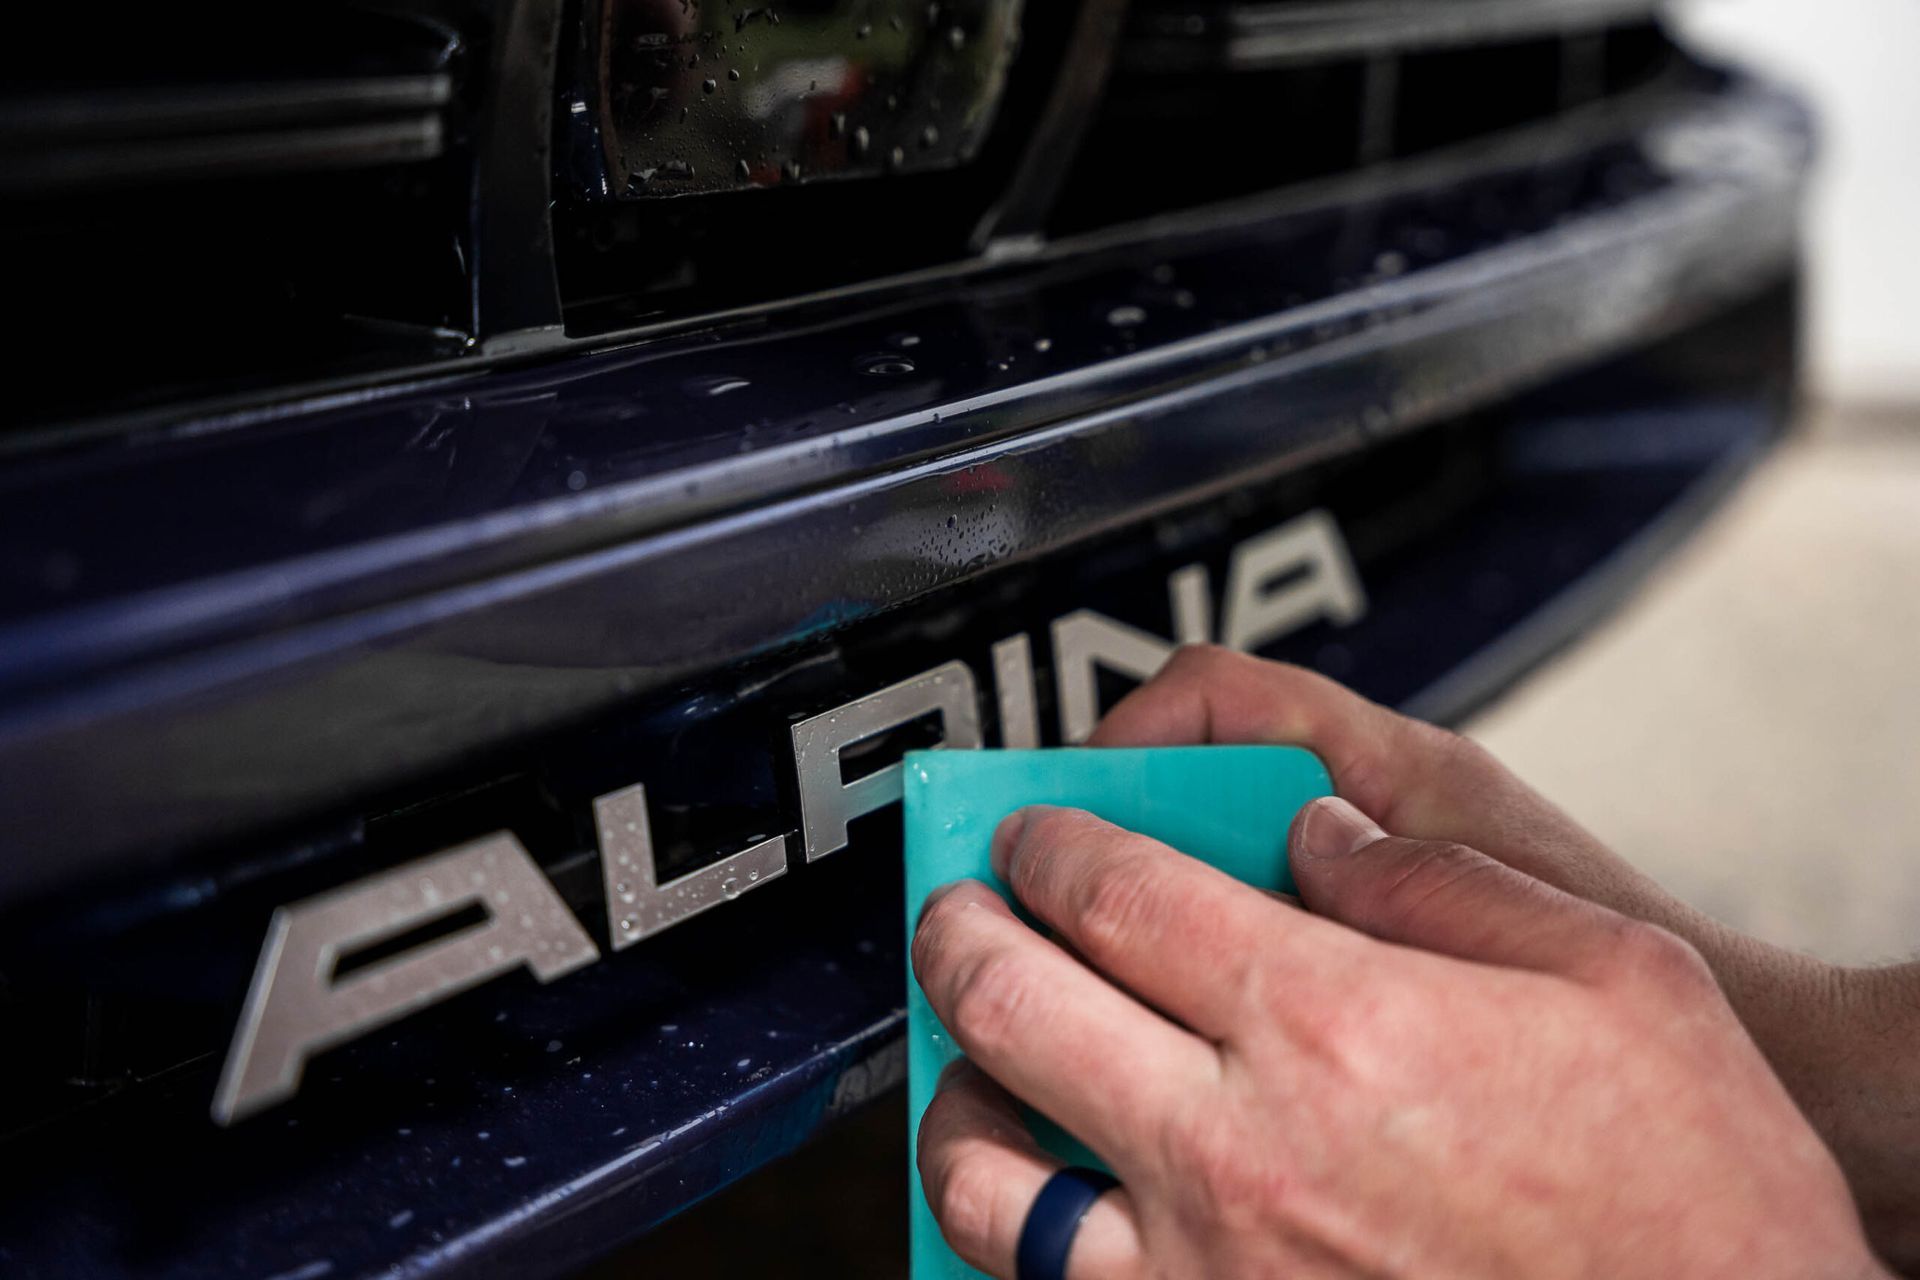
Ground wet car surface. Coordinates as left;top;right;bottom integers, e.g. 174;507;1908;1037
0;3;1808;1275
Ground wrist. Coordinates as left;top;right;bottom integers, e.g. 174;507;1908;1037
1821;965;1920;1272
1686;920;1855;1113
1702;937;1920;1272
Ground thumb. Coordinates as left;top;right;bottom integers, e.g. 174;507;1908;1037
1289;796;1639;980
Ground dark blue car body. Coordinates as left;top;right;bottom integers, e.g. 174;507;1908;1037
0;2;1807;1275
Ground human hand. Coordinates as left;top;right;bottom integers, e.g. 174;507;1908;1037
912;798;1886;1279
1087;646;1694;931
1089;646;1920;1265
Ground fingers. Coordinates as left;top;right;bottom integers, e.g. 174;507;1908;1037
1289;796;1659;982
1093;648;1686;941
919;1061;1144;1280
913;880;1220;1162
992;805;1349;1038
1089;646;1535;856
1088;646;1434;825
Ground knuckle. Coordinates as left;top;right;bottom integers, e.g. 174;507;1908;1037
1018;806;1104;866
1368;840;1499;934
1426;723;1495;772
912;883;993;979
1408;837;1489;878
1356;722;1493;830
909;914;943;983
1327;752;1396;827
1275;981;1412;1080
1162;642;1239;678
931;1151;1004;1258
1161;1104;1270;1223
1073;857;1162;956
911;897;958;972
948;950;1039;1057
1158;643;1282;693
1606;920;1716;995
918;1081;964;1145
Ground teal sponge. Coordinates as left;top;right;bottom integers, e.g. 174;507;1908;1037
902;746;1332;1279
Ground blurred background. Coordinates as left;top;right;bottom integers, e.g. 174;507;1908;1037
1468;0;1920;966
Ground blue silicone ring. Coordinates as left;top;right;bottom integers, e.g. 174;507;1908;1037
1015;1166;1121;1280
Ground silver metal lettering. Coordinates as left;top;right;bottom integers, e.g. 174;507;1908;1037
1051;610;1175;744
1222;510;1367;652
1052;556;1230;742
790;660;982;861
213;834;599;1124
597;783;788;950
991;634;1041;749
221;509;1372;1120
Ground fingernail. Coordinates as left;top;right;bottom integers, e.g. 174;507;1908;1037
1294;796;1385;863
917;881;960;928
989;808;1034;880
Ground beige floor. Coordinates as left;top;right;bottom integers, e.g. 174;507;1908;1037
1466;405;1920;967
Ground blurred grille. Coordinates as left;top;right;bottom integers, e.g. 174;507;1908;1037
0;3;473;433
0;66;451;195
2;0;1697;433
1126;0;1661;70
1049;1;1683;233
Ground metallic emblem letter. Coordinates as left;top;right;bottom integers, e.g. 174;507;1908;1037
1051;564;1215;743
596;783;787;949
991;633;1041;749
791;660;983;861
1050;610;1177;744
213;834;599;1125
1221;510;1367;652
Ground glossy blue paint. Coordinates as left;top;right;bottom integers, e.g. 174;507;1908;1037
0;70;1808;1280
0;846;909;1278
0;81;1806;906
0;322;1794;1277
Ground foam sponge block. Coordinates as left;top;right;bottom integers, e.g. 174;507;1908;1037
902;746;1333;1279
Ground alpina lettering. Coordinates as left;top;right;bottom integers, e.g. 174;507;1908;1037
215;510;1365;1122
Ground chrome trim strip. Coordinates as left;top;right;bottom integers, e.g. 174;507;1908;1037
1227;0;1662;69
